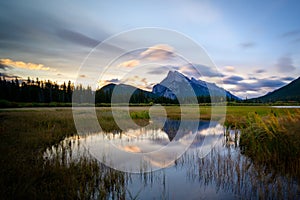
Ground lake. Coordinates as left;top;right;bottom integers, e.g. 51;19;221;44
44;118;299;199
271;106;300;108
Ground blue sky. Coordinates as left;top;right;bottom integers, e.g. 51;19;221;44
0;0;300;98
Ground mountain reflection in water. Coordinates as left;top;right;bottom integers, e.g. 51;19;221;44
44;118;299;199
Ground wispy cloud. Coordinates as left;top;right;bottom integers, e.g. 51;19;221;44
280;29;300;38
231;78;285;92
280;30;300;43
224;66;235;72
181;63;224;78
56;29;100;47
108;78;120;83
0;62;12;70
118;59;140;68
98;78;120;88
0;72;21;79
223;75;244;85
281;76;295;81
0;58;54;71
275;55;296;73
239;42;256;49
254;69;265;74
140;44;175;61
118;145;141;153
147;65;180;75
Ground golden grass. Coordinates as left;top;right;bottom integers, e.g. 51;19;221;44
239;110;300;179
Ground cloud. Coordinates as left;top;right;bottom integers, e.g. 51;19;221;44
248;76;257;80
119;145;141;153
98;78;120;88
181;63;224;78
281;76;295;81
275;55;296;73
0;1;114;74
118;59;140;68
280;30;300;43
0;58;52;71
256;79;286;88
240;42;256;49
254;69;265;74
147;65;180;75
223;75;244;85
147;67;169;75
56;29;100;48
224;66;235;72
140;44;175;61
105;78;120;84
232;78;285;92
108;78;120;83
0;63;11;70
0;72;21;79
280;29;300;38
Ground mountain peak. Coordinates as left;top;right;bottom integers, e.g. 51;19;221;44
152;70;240;100
163;70;189;84
167;70;185;78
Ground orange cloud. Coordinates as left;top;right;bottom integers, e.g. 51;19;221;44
140;44;175;61
224;66;235;72
0;58;53;71
119;59;140;68
120;145;141;153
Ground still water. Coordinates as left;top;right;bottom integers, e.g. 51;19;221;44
271;106;300;108
44;119;299;199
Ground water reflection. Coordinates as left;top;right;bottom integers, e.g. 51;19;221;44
44;118;300;199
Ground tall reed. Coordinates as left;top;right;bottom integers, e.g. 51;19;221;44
239;110;300;179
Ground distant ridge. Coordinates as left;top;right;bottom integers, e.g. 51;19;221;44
250;77;300;102
96;83;155;103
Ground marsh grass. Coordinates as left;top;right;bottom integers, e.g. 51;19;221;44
176;147;299;199
239;110;300;179
0;109;130;199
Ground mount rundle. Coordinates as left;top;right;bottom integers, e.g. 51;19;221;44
152;71;239;100
99;71;240;102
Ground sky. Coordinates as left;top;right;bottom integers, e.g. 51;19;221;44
0;0;300;99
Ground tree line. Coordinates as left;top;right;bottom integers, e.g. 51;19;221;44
0;76;93;103
0;76;234;105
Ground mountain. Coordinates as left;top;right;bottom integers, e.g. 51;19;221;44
250;77;300;102
96;71;240;104
95;83;155;103
152;71;240;101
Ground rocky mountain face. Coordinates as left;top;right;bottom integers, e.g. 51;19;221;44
152;71;240;100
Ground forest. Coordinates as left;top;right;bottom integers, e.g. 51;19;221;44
0;76;92;104
0;76;234;106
